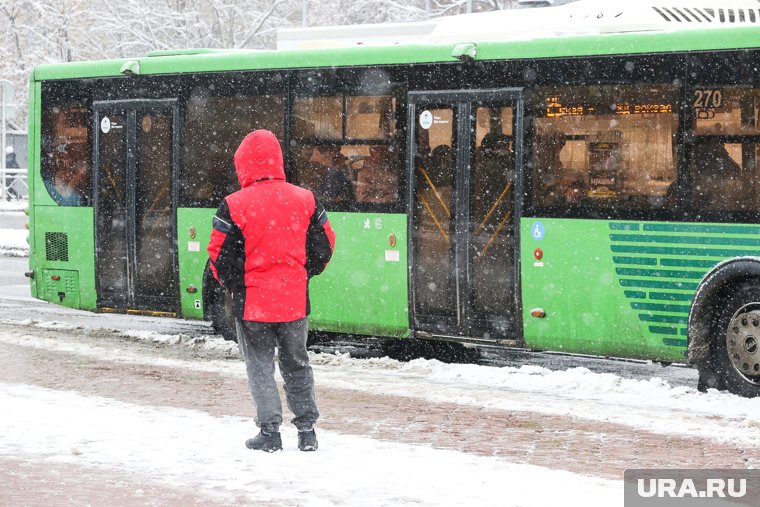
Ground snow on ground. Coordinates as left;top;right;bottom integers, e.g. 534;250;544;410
314;356;760;447
0;382;620;506
3;319;760;450
0;207;28;256
0;201;27;212
0;226;27;257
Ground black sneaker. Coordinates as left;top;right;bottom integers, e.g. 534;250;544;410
298;429;318;451
245;431;282;452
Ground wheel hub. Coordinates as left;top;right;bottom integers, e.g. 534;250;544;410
726;308;760;384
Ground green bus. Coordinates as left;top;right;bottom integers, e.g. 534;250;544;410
25;2;760;396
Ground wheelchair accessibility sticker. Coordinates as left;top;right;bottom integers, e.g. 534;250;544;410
531;222;545;241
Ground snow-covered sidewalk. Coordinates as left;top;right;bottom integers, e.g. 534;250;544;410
0;206;28;257
0;383;619;506
0;227;27;256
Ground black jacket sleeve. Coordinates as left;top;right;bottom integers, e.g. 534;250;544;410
208;200;245;290
305;199;334;278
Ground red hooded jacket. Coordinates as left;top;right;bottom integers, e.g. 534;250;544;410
207;130;336;322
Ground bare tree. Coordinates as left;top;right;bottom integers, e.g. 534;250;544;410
28;0;91;62
203;0;292;48
0;0;94;123
0;4;25;60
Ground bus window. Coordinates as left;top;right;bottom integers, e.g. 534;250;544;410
472;106;513;228
301;142;354;205
291;94;399;210
40;101;92;206
531;85;679;210
293;97;343;140
181;90;285;208
346;96;396;141
690;87;760;212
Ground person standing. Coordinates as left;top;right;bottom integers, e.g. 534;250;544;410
355;145;398;204
207;130;336;452
309;144;353;204
5;146;19;201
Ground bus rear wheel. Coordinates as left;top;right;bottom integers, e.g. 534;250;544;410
706;284;760;397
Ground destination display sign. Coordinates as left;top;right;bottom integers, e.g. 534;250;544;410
545;96;673;117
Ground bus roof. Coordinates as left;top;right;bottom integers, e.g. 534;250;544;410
277;0;760;50
33;3;760;82
428;0;760;44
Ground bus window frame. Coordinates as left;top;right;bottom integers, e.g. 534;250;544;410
682;50;760;222
39;81;95;208
178;70;289;209
515;48;760;225
520;52;689;223
289;66;408;214
38;50;760;225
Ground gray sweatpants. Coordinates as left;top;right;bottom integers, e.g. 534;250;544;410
235;318;319;433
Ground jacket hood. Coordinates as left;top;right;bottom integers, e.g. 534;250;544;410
234;130;285;188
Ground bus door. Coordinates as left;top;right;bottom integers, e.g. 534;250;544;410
408;90;523;340
93;100;179;313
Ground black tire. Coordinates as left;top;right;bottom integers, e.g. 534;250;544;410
697;367;726;393
306;331;330;348
706;282;760;397
210;285;237;342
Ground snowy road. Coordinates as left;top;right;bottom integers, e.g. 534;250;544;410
0;250;700;387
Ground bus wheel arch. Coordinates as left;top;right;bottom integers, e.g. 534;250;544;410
202;264;237;342
689;258;760;396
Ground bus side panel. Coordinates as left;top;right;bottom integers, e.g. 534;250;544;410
309;212;410;337
177;207;214;319
32;206;96;311
520;218;688;363
27;80;40;300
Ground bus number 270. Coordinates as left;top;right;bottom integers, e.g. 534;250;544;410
693;89;723;109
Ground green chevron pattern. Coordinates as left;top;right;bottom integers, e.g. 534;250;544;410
610;222;760;352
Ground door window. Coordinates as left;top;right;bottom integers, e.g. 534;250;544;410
410;96;519;338
95;105;178;312
135;112;175;301
470;105;515;320
95;111;128;299
413;106;456;320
